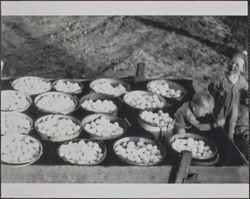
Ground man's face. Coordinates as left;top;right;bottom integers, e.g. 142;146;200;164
228;56;245;75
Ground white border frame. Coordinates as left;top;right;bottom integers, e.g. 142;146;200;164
1;1;249;198
1;1;248;16
2;184;249;198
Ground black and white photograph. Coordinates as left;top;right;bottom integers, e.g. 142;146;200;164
1;1;249;198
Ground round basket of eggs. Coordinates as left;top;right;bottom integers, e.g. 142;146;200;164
1;134;43;166
138;110;175;141
89;78;130;97
35;114;82;142
79;93;120;116
147;79;186;104
57;138;107;165
81;113;128;140
169;133;218;162
113;137;166;166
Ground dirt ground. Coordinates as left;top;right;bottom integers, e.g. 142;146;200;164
1;16;249;156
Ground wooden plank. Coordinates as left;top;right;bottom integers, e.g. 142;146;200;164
189;166;249;183
2;165;248;183
174;151;193;183
1;165;172;183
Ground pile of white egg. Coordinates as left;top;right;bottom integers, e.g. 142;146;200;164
92;80;127;97
1;135;41;164
171;138;214;159
148;81;182;98
1;112;32;136
54;80;82;93
84;116;124;138
124;91;165;110
58;140;105;165
1;90;31;111
35;92;76;113
13;77;51;95
36;115;81;138
81;99;117;114
114;140;163;164
140;110;174;129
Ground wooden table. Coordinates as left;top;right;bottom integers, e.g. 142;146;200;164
1;76;249;183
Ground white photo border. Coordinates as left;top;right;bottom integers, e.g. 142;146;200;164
1;1;248;16
1;1;249;198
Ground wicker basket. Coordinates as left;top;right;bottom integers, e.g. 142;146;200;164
52;79;83;94
1;111;33;136
1;134;43;167
79;93;120;116
169;133;218;161
34;92;79;115
1;90;32;112
81;113;127;140
138;110;175;141
12;76;52;96
147;79;187;102
90;78;130;97
113;136;166;166
57;138;107;165
35;114;82;142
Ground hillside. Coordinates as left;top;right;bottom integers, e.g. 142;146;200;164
1;16;248;132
